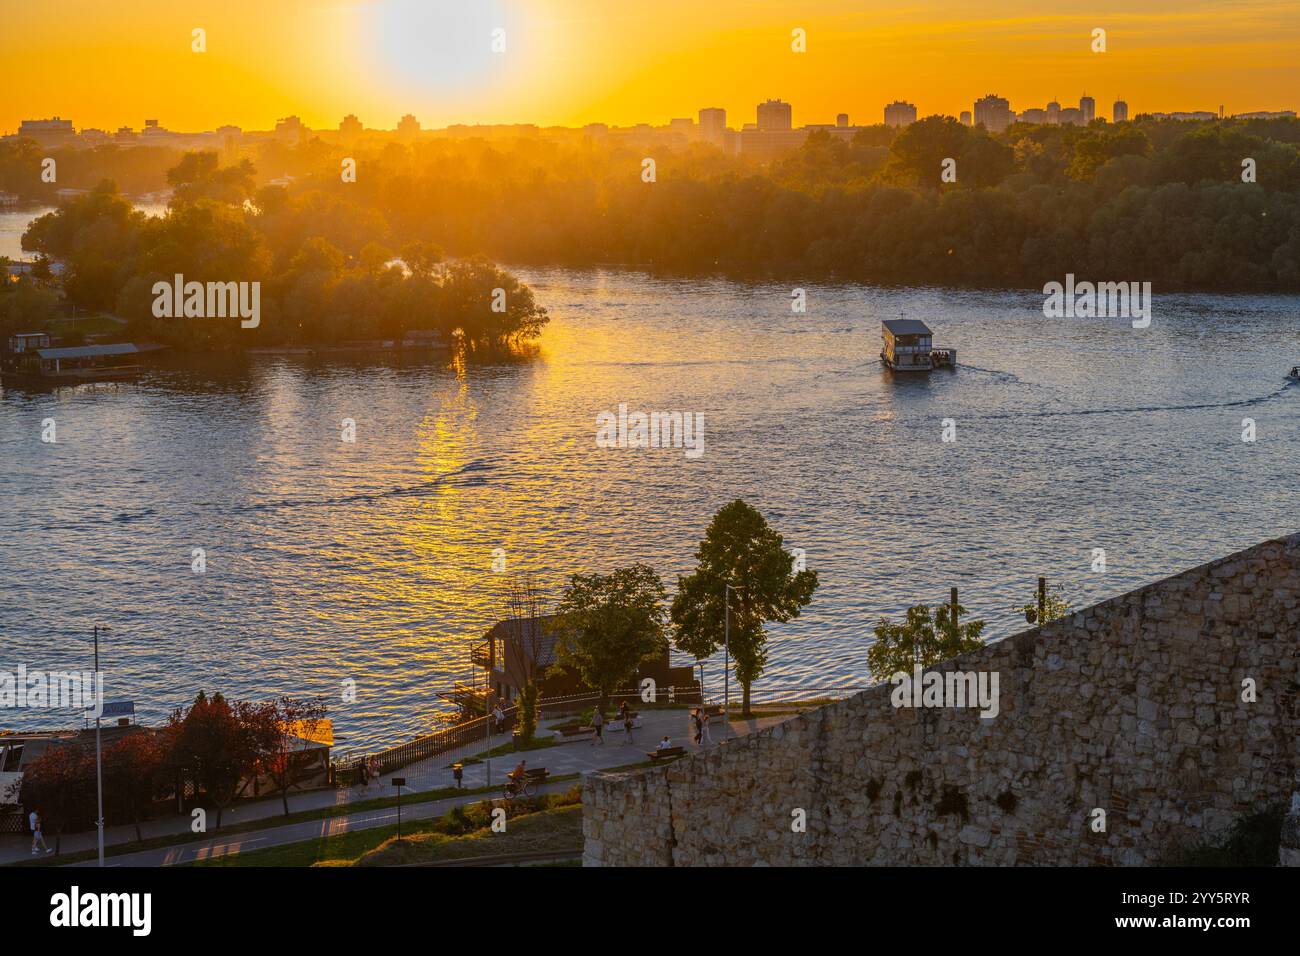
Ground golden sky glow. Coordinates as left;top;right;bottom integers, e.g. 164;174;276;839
2;0;1298;134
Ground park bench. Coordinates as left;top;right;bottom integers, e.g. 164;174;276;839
555;723;594;738
647;746;686;761
524;767;549;784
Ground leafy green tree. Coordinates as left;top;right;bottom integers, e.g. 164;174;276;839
885;116;971;187
167;151;257;206
1018;582;1073;625
1068;125;1151;181
437;255;549;350
0;276;60;336
554;563;668;713
670;500;818;717
867;603;986;683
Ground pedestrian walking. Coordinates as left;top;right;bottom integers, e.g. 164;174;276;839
700;706;714;746
591;706;605;746
691;708;703;747
621;704;635;745
29;809;51;855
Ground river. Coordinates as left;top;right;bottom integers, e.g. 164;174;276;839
3;214;1299;749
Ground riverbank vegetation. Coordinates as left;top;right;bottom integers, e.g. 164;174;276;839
5;116;1296;342
10;152;549;351
7;691;327;851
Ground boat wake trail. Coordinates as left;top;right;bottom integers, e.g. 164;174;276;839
42;461;495;531
238;461;495;513
974;381;1295;421
956;362;1026;385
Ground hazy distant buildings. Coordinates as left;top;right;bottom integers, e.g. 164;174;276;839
1013;96;1092;127
1148;110;1217;121
339;114;363;142
756;99;792;131
668;117;694;139
883;101;917;127
274;115;307;144
396;113;420;140
1233;110;1295;119
1113;100;1128;123
17;117;76;147
959;111;972;126
973;94;1013;133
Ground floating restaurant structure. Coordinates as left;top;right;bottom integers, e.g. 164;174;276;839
2;333;159;386
880;319;956;372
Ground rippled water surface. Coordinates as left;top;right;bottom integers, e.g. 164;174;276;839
3;265;1299;749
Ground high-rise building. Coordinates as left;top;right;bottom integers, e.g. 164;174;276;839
1113;99;1128;123
959;111;972;126
973;94;1012;133
396;113;420;139
274;115;306;143
756;99;792;131
883;101;918;127
698;107;726;145
836;113;849;128
1080;95;1096;124
340;114;363;140
1046;100;1061;124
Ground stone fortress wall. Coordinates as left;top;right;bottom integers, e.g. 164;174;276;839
583;534;1300;865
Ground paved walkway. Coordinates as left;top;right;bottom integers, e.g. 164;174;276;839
0;708;790;867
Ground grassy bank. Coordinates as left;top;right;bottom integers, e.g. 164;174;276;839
7;776;575;868
193;786;584;867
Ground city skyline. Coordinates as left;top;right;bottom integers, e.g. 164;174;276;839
2;0;1299;135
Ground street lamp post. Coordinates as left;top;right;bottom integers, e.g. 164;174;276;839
92;624;108;868
723;584;738;721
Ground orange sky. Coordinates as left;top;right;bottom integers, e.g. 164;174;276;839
2;0;1298;134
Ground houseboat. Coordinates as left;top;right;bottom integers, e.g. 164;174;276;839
880;319;956;372
2;333;151;387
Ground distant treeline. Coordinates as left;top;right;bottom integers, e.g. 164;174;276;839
247;115;1299;291
5;115;1300;348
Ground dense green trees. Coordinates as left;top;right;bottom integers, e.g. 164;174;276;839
18;172;548;350
10;113;1300;338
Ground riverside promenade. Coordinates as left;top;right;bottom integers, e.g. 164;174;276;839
0;707;791;867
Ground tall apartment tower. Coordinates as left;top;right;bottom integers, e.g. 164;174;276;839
1080;95;1096;124
973;94;1012;133
1113;99;1129;123
698;107;726;146
883;101;918;127
756;99;793;131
